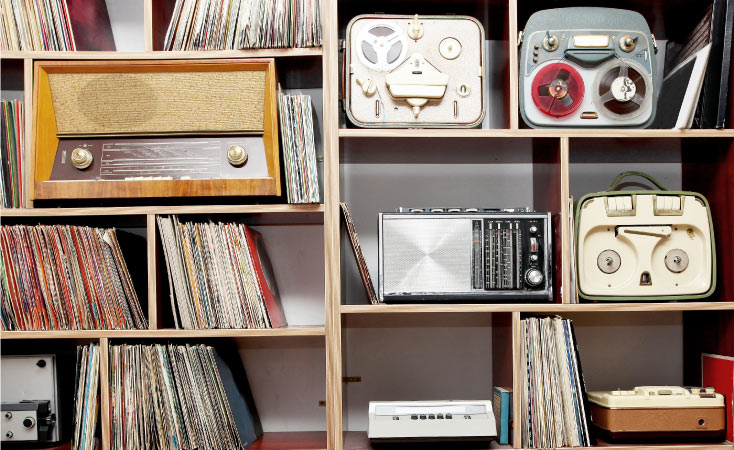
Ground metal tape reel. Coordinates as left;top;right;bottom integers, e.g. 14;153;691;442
592;58;652;121
355;21;408;73
597;249;621;274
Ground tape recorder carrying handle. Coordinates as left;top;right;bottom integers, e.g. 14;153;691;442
607;171;667;192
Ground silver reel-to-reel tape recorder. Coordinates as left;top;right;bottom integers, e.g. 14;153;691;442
519;7;659;128
345;14;486;127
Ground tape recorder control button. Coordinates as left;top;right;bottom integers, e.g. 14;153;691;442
543;34;559;52
356;77;377;97
407;15;424;40
619;35;637;52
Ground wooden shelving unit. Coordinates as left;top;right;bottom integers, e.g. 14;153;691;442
2;0;734;449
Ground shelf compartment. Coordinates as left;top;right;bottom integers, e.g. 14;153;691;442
339;312;512;448
151;216;325;330
339;137;564;305
568;137;734;303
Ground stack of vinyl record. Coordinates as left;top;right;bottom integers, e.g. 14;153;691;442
0;225;147;330
163;0;322;51
520;316;592;448
157;216;287;329
72;343;100;450
279;92;320;204
0;0;76;50
109;343;261;450
1;100;23;208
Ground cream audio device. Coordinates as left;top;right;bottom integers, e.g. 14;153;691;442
345;14;486;127
588;386;726;440
368;400;497;443
519;8;658;128
576;172;715;301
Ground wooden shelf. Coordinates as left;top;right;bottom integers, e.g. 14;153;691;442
0;48;322;60
338;129;734;139
340;302;734;315
0;326;326;339
594;439;734;449
0;204;324;217
342;431;512;449
249;432;327;450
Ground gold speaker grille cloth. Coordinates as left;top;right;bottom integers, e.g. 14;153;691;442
48;70;266;135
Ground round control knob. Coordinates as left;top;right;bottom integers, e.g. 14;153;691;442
619;35;636;52
71;147;93;170
439;37;462;60
23;417;35;429
227;145;248;167
4;412;12;419
529;226;538;234
530;254;538;262
525;268;544;287
543;35;559;52
6;431;13;439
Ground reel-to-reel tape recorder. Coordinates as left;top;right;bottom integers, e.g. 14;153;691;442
519;8;658;128
345;14;486;127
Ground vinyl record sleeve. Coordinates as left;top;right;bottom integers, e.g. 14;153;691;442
243;226;287;328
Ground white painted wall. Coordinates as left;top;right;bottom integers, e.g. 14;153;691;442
105;0;146;51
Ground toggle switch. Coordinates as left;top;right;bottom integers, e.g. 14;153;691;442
356;77;377;97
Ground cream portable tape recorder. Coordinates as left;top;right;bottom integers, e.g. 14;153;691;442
588;386;726;440
520;8;658;128
345;14;486;127
576;172;715;301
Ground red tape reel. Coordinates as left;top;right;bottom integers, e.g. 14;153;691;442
531;63;585;117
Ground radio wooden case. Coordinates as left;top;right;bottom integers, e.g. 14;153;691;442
32;59;281;200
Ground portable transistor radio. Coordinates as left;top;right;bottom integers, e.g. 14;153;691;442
575;172;715;301
519;7;658;128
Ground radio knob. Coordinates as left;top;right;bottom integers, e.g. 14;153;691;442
227;145;248;167
71;147;93;170
529;226;538;234
525;269;544;287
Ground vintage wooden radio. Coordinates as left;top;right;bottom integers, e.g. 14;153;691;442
32;59;280;200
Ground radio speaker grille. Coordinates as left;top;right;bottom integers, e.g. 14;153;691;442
382;218;471;294
48;70;266;135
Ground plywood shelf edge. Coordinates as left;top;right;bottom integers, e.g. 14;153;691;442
0;204;324;217
0;48;322;60
0;326;326;339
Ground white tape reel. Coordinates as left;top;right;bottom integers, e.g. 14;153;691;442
592;59;652;121
356;21;408;72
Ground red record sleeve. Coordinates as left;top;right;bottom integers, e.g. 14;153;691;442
243;226;287;329
702;354;734;442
